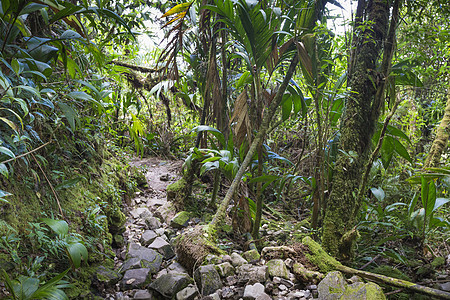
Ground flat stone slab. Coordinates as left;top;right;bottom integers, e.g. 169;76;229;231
149;272;193;298
120;268;152;290
148;237;175;259
140;230;158;246
127;243;163;273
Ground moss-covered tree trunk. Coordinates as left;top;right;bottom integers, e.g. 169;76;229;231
322;0;391;259
424;82;450;168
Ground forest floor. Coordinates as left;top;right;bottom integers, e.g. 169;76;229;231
98;156;324;300
94;156;450;300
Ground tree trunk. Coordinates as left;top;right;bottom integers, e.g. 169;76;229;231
424;82;450;168
207;54;299;236
322;0;391;260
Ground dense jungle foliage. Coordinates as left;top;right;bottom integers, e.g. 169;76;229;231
0;0;449;298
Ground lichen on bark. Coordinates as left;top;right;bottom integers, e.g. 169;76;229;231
322;0;391;259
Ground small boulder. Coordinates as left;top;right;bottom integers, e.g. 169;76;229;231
120;268;152;290
155;201;177;224
194;264;223;296
167;261;188;274
317;271;346;299
216;262;235;278
140;230;158;246
231;252;248;267
242;249;261;262
145;216;162;230
126;243;163;273
150;272;193;299
267;259;289;279
148;237;175;259
170;211;190;228
176;284;198;300
343;281;386;299
236;264;269;284
317;271;385;300
93;266;121;288
243;282;267;300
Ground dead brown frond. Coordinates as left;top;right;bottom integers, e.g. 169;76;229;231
229;89;252;147
157;1;194;81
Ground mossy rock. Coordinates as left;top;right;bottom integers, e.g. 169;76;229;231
170;211;190;228
167;177;189;209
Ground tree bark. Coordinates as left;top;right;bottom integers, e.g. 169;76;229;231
322;0;391;260
424;82;450;168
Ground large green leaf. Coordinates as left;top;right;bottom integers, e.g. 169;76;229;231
370;187;385;202
66;242;88;269
392;138;412;162
433;198;450;212
13;276;40;299
191;126;226;148
0;146;15;158
41;218;69;236
281;94;292;121
57;102;79;131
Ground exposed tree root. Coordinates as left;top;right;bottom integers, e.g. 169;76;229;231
302;237;450;299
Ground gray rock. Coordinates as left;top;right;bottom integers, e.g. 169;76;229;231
148;237;175;259
216;262;235;278
147;198;166;207
170;211;190;228
145;216;162;230
242;249;261;262
237;264;269;284
94;266;121;287
155;227;165;236
168;261;188;274
440;282;450;292
318;271;346;299
343;281;385;299
176;284;198;300
133;289;152;299
287;290;306;299
155;201;177;223
209;292;220;300
231;252;248;267
267;259;290;279
120;268;152;290
318;271;385;300
127;243;163;273
194;264;223;296
130;207;152;219
149;272;193;299
243;282;267;299
140;230;158;246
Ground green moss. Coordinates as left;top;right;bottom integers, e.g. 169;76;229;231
302;236;341;273
431;257;445;268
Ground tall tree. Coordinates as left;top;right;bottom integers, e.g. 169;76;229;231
322;0;398;259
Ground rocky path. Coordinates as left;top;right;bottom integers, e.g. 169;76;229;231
95;158;385;300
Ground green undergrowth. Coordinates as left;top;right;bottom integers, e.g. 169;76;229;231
0;135;146;298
